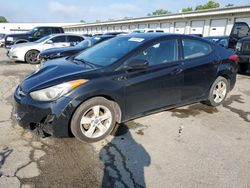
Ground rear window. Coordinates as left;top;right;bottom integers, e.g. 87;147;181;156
182;39;212;59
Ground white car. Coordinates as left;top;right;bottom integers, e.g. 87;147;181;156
0;34;5;47
7;34;85;64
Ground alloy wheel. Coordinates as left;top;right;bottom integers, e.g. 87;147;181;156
212;81;227;103
79;105;112;138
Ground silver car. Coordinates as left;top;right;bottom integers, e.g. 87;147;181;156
7;34;85;64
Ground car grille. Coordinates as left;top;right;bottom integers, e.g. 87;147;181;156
242;41;250;52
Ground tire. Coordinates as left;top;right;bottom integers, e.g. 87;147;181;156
25;50;40;64
204;76;229;107
71;97;118;143
238;63;248;74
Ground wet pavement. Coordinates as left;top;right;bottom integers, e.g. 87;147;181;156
0;48;250;188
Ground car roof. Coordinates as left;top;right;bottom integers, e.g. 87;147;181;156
204;36;229;39
49;33;85;38
116;33;188;40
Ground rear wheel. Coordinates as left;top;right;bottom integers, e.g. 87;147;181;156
238;63;248;74
71;97;118;143
25;50;40;64
204;76;228;107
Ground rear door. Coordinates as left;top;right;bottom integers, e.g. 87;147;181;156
123;38;183;118
42;35;68;51
67;35;84;46
180;38;217;102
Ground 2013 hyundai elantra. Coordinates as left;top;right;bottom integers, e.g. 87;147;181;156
14;33;238;142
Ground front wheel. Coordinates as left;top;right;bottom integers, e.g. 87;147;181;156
204;76;229;107
25;50;40;64
71;97;117;143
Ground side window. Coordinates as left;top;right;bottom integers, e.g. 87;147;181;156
182;39;211;59
51;36;67;43
231;23;249;38
131;39;178;66
36;28;50;37
43;28;52;35
52;28;61;33
67;36;84;43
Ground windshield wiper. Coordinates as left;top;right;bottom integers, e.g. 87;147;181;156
73;58;96;68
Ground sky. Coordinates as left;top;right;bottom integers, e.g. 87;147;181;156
0;0;249;23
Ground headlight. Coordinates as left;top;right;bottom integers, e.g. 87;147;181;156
30;79;88;101
236;42;242;51
7;37;14;42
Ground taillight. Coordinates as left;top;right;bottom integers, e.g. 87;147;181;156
228;54;239;62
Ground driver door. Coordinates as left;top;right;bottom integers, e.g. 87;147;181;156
42;36;68;51
123;38;183;118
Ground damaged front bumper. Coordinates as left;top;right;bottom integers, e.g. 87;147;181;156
14;86;76;137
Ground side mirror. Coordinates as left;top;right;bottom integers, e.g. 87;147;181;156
46;40;53;44
123;59;149;71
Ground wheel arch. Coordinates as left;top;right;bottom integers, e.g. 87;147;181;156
217;70;232;89
25;49;40;60
15;39;29;44
67;94;123;138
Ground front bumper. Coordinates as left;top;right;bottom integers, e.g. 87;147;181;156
14;86;76;137
7;49;24;61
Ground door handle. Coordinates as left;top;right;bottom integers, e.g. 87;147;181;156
171;68;183;75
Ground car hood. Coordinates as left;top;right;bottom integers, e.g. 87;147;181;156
12;42;37;49
6;33;30;39
20;57;99;93
41;45;83;57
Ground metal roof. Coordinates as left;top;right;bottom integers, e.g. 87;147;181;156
64;4;250;28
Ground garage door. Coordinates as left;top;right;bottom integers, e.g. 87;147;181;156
102;26;107;33
235;17;250;26
174;22;186;34
114;26;120;31
121;25;128;31
139;24;147;29
130;24;138;30
149;23;159;29
209;19;227;36
161;23;171;32
190;20;204;35
108;26;113;31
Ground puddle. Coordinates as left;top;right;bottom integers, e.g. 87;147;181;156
171;104;218;118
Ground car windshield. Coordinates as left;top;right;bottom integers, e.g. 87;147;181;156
75;36;144;66
76;36;105;49
34;36;51;43
27;27;38;35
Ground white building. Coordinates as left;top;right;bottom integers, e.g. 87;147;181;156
63;5;250;37
0;22;80;34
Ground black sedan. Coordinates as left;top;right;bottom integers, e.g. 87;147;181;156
39;35;114;62
14;33;238;142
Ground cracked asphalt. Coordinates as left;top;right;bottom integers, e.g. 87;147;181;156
0;48;250;188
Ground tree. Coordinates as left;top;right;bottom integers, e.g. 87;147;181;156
147;9;171;16
123;16;133;20
195;1;220;10
80;20;86;23
0;16;8;23
182;7;193;12
225;4;234;7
